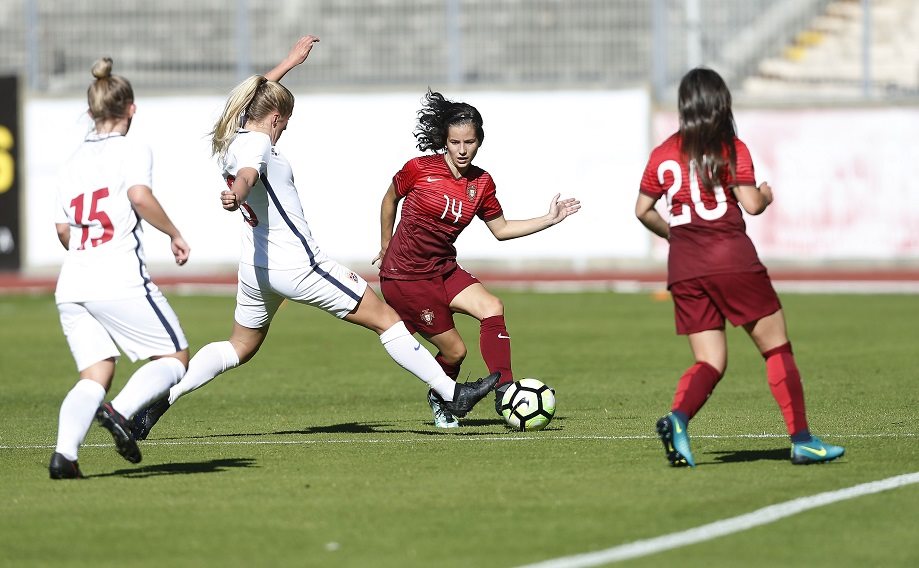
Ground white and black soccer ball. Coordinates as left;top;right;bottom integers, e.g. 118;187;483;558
499;378;556;431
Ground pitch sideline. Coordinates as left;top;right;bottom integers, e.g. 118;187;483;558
0;431;915;451
514;471;919;568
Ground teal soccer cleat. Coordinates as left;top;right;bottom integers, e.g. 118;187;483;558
791;436;845;465
656;413;696;468
427;389;459;428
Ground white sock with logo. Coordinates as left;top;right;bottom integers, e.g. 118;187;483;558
379;321;455;401
168;341;240;405
111;357;186;419
54;379;106;461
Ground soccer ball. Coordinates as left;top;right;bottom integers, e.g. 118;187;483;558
499;378;556;431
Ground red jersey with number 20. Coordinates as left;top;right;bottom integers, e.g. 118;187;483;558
381;154;503;280
640;133;766;287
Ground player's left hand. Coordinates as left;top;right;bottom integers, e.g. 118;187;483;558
547;193;581;225
286;35;320;67
221;190;240;212
171;236;190;266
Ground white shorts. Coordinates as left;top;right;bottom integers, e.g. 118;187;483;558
235;260;369;329
58;292;188;372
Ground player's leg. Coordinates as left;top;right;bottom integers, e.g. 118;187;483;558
51;303;119;478
421;329;468;427
743;309;810;437
133;265;276;438
169;322;266;405
743;310;844;464
448;270;513;412
344;288;459;400
380;274;471;426
657;278;728;468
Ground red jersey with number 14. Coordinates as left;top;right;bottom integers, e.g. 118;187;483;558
380;154;503;280
639;133;766;287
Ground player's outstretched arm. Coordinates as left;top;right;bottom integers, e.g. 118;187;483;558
265;35;320;82
485;193;581;241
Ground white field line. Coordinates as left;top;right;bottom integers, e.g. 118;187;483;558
514;471;919;568
0;431;914;451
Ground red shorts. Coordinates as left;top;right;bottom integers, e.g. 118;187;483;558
380;267;480;335
670;270;781;335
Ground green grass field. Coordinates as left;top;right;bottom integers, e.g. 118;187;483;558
1;290;917;567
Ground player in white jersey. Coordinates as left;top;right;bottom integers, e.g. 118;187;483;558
130;36;497;438
48;57;191;479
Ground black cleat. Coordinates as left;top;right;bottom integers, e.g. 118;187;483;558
441;372;500;418
131;397;171;441
49;452;83;479
96;402;142;464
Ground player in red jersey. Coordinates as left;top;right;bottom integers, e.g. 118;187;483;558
373;90;580;427
636;68;844;467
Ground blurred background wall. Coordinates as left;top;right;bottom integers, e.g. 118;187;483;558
1;0;917;276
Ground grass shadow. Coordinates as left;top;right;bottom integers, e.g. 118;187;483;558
710;448;790;463
89;457;258;478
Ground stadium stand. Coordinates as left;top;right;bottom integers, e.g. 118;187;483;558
744;0;919;97
4;0;907;102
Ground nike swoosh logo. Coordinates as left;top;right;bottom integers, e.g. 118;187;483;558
426;176;442;182
799;445;827;457
674;420;683;434
497;333;510;339
413;344;421;351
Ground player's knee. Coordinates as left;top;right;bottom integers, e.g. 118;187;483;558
481;295;504;318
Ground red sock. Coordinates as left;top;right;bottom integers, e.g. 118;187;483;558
480;315;513;387
672;361;722;420
435;353;460;381
763;342;809;438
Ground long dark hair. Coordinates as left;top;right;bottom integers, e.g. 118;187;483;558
414;89;485;152
678;68;737;191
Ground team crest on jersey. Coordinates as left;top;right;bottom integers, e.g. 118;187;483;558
421;309;435;326
348;272;359;283
466;184;477;200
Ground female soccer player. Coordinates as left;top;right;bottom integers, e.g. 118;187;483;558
373;90;580;427
49;58;191;479
132;37;496;439
635;67;844;467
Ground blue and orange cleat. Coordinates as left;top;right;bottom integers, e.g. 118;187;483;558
656;413;695;468
791;436;845;465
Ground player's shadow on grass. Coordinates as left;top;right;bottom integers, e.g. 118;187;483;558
710;448;790;463
90;457;257;479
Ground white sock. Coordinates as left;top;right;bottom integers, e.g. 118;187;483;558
168;341;240;405
379;321;455;401
54;379;106;461
111;357;186;419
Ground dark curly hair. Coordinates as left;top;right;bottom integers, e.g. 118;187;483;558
414;89;485;152
678;68;737;191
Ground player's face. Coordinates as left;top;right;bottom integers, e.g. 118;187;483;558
270;113;291;144
445;123;479;173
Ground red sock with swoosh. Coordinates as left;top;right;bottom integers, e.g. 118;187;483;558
763;342;810;439
480;315;513;387
671;361;723;420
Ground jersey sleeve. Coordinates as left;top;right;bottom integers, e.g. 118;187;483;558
477;176;503;221
123;139;154;190
730;138;756;187
227;133;271;177
392;158;421;197
639;151;665;199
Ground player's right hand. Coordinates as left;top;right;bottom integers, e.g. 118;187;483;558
221;190;240;211
172;236;190;266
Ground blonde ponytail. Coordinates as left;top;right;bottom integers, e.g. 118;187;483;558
210;75;295;159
